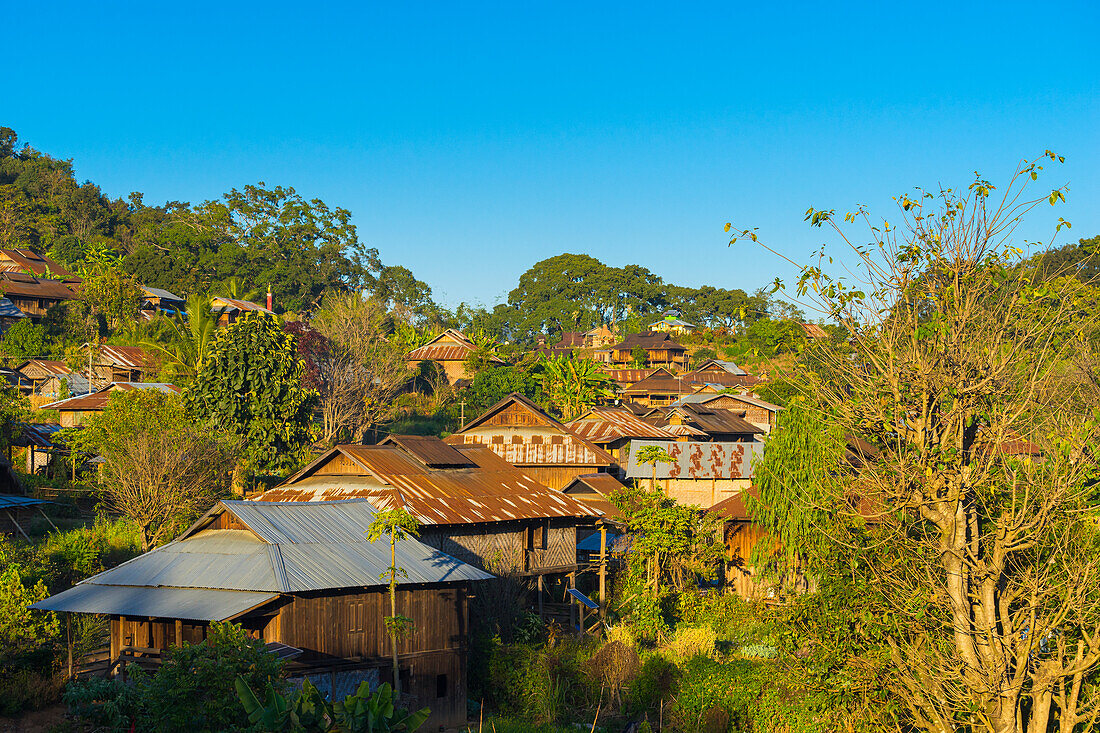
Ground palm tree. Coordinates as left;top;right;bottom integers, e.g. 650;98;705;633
142;294;220;381
635;444;674;492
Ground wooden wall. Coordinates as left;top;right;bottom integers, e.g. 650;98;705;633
419;519;578;573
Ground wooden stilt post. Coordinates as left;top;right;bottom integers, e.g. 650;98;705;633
67;613;73;680
569;572;576;633
537;574;544;620
174;619;182;649
598;524;607;619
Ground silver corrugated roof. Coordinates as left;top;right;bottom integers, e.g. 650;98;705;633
31;584;277;622
0;298;27;319
34;498;492;619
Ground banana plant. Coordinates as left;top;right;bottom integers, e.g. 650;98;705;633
236;677;429;733
333;682;429;733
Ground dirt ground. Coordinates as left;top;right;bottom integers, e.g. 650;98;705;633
0;705;69;733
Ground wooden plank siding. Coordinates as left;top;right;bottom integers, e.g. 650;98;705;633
418;519;578;574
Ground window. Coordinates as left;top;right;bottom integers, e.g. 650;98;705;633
436;674;448;698
491;435;504;444
530;435;543;445
511;435;523;444
541;522;549;550
550;435;563;445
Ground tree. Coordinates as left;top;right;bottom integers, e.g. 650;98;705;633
461;364;541;419
635;445;674;492
308;292;411;444
0;319;45;359
79;266;144;331
367;508;420;700
535;355;616;419
731;153;1100;732
185;311;317;479
65;389;237;550
610;481;723;595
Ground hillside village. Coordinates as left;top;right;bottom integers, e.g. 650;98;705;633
1;124;1099;733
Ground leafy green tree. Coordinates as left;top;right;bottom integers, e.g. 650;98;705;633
367;508;421;700
65;389;238;550
185;311;317;479
0;384;29;456
80;266;144;331
635;445;674;492
461;365;541;419
630;346;648;368
0;319;45;359
535;355;616;419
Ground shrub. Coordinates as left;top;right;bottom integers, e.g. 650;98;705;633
670;656;761;732
66;621;285;733
663;625;717;662
0;563;61;715
625;653;679;718
604;623;635;648
582;640;640;706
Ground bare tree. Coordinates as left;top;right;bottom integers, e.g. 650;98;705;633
310;292;412;444
733;153;1100;732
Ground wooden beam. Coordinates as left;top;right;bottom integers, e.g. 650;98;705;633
174;619;182;649
4;509;30;541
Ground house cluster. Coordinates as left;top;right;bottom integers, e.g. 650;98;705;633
24;319;783;727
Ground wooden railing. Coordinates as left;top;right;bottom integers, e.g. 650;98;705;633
73;645;163;679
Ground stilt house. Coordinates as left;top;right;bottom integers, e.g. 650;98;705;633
31;499;491;729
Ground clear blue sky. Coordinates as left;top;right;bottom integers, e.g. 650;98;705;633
6;2;1098;309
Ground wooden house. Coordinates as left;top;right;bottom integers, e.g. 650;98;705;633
212;296;274;326
32;499;491;729
601;368;657;391
583;324;617;349
561;473;627;522
647;311;697;335
443;393;614;490
0;248;79;284
620;368;692;407
655;403;765;443
608;331;689;371
42;383;181;427
405;329;502;384
682;359;760;389
801;322;829;339
672;392;782;433
86;344;153;386
622;438;762;509
0;272;77;320
566;406;678;474
254;436;602;577
13;360;72;396
139;286;185;319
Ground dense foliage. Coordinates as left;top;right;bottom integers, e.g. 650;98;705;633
185;311;317;476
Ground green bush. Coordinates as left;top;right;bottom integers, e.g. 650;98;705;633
624;652;679;718
670;656;761;733
66;622;286;733
0;563;61;715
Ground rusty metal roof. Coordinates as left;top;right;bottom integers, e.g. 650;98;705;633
212;297;273;314
256;440;602;525
0;272;77;300
621;370;692;396
14;359;72;378
406;328;503;364
41;382;181;411
445;393;613;466
92;344;151;369
0;249;76;280
601;368;657;385
567;407;677;442
802;323;829;339
382;434;474;467
609;331;687;352
659;403;765;438
623;439;763;480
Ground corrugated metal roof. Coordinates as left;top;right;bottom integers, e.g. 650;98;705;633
16;359;72;377
601;368;657;385
659;403;765;437
445;393;614;467
212;297;273;314
91;344;151;369
30;499;493;620
0;249;76;280
622;370;692;396
609;331;687;352
41;383;181;411
567;407;677;442
0;494;49;509
0;298;26;319
623;439;763;480
141;286;184;302
383;434;474;467
31;584;278;622
693;359;748;376
0;273;77;300
257;442;602;525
